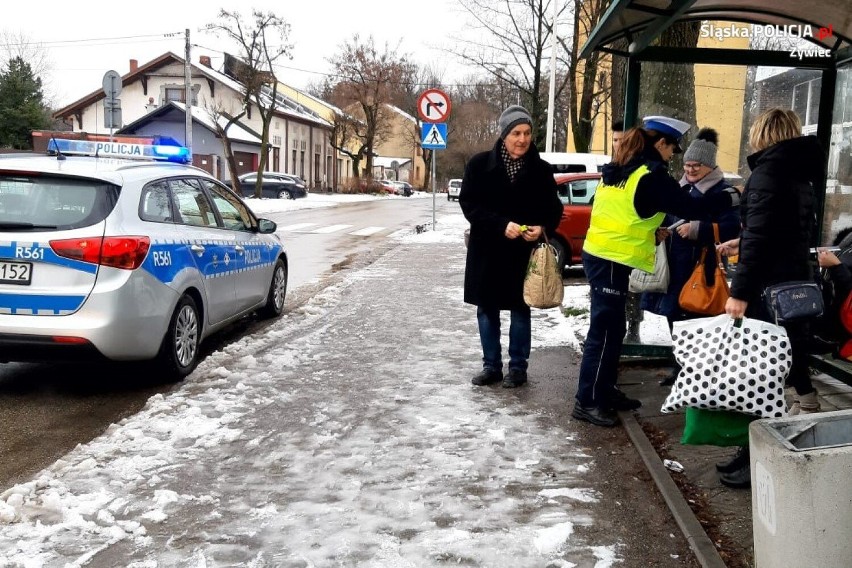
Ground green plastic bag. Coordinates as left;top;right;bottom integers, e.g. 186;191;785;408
681;407;756;447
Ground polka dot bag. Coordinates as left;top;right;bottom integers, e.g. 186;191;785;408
661;314;790;418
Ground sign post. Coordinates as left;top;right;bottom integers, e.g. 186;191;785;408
417;89;452;230
102;70;122;141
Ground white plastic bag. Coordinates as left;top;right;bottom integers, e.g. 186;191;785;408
661;314;790;418
628;242;669;293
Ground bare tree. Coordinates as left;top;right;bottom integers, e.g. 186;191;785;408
206;9;292;198
638;22;701;172
326;35;416;183
450;0;572;148
440;77;504;179
391;65;445;190
562;0;610;152
202;96;248;191
328;111;367;191
0;31;51;94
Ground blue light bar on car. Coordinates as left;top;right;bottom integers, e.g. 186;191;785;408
47;139;190;163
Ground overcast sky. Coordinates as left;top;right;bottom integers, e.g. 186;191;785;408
3;0;468;109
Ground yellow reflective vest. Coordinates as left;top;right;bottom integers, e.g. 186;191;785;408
583;165;665;273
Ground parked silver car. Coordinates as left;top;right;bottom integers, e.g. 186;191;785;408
0;139;288;379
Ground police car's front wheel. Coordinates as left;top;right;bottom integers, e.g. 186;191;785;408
157;294;201;380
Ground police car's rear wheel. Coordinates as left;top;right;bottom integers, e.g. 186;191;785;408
259;259;288;318
157;294;200;379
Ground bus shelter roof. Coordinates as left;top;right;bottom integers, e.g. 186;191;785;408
580;0;852;60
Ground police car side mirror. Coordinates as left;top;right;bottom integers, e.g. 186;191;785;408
257;218;277;234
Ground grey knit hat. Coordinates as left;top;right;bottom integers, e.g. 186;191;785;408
498;105;532;139
683;128;719;168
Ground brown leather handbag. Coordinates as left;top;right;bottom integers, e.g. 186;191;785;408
678;223;730;316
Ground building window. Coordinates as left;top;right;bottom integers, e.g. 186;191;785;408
291;149;297;175
165;87;185;103
314;153;320;184
300;151;305;178
793;79;820;127
272;135;282;146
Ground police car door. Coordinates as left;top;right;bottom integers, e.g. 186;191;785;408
168;178;236;325
201;180;271;313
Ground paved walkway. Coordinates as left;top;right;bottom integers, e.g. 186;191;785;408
617;358;852;566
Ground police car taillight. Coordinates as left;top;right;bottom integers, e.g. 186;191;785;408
50;237;151;270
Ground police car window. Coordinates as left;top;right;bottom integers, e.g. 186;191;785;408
139;181;174;223
169;178;218;228
202;180;253;231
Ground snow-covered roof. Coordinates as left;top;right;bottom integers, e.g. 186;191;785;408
116;101;262;146
373;156;412;168
170;102;261;145
54;52;333;131
386;104;417;123
277;83;345;117
194;59;331;128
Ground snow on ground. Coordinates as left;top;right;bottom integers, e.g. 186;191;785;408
0;197;672;566
242;189;435;217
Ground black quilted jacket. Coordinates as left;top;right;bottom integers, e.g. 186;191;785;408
730;136;825;304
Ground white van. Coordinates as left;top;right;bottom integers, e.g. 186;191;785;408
447;178;462;201
539;152;611;174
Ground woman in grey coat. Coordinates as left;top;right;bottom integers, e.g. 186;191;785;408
460;105;563;388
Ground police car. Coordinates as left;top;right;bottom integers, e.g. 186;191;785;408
0;139;288;379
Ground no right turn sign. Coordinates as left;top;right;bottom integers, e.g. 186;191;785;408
417;89;452;123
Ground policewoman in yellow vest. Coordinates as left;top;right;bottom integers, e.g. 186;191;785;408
572;116;742;428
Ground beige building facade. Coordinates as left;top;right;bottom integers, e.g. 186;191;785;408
567;23;750;177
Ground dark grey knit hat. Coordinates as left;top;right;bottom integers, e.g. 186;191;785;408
683;128;719;168
498;105;532;139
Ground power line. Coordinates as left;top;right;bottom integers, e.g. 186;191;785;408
7;32;185;47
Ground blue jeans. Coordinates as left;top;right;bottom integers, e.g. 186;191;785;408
576;252;632;407
476;306;531;372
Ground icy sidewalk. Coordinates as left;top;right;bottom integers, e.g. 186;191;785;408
0;220;620;567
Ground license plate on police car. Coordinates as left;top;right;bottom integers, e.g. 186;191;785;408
0;261;32;285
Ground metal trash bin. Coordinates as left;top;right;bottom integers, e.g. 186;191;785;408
750;409;852;568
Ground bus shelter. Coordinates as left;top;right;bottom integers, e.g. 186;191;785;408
579;0;852;378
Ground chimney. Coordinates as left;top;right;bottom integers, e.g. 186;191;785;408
199;55;211;68
129;59;138;73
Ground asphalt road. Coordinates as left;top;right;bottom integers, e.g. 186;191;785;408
264;193;447;289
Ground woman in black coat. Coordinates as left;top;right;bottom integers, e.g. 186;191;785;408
460;105;563;389
720;107;825;488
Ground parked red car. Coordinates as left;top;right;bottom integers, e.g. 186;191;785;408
552;172;601;268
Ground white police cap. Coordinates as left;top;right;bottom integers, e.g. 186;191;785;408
643;115;691;152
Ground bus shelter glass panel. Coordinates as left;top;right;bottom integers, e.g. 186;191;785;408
825;64;852;244
636;61;771;182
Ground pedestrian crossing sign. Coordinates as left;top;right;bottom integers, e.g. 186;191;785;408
421;122;447;150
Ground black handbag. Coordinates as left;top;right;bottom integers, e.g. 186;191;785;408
763;281;824;324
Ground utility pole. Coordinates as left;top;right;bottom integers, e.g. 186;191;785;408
184;28;193;160
545;0;558;152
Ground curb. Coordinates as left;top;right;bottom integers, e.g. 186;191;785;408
619;410;728;568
